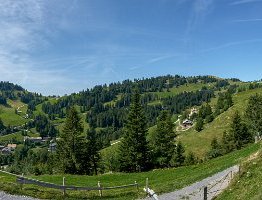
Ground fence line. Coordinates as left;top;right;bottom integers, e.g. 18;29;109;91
1;169;139;197
0;169;22;177
17;176;138;192
158;166;238;200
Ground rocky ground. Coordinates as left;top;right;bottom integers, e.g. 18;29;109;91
0;191;39;200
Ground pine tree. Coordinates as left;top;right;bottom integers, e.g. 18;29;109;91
185;151;197;166
207;137;222;158
205;104;214;123
224;91;233;110
118;89;150;172
152;110;176;168
86;128;100;175
221;131;235;154
245;94;262;137
170;141;185;167
0;118;5;131
195;117;204;132
56;106;84;174
231;111;252;149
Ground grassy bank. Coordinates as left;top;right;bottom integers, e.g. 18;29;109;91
0;142;260;200
217;145;262;199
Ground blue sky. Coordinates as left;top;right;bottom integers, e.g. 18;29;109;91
1;0;262;95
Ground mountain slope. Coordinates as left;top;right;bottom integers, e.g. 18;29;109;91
178;87;262;158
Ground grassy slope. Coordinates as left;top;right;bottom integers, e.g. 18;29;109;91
217;148;262;200
147;82;214;105
0;100;28;126
178;87;262;158
152;82;214;98
0;142;259;200
100;82;249;161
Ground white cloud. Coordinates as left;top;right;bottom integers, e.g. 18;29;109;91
0;0;74;95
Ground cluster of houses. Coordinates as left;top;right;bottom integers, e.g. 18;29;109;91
23;136;49;143
24;136;57;152
0;139;57;155
0;136;57;155
0;144;17;155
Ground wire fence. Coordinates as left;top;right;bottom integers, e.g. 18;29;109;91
0;169;139;197
155;165;240;200
178;166;238;200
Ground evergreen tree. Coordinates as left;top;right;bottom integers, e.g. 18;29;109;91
86;128;101;175
207;137;222;158
224;91;233;110
170;141;185;167
152;110;176;168
118;89;150;172
198;104;213;123
215;91;233;114
245;94;262;137
231;111;252;149
56;106;84;174
185;151;197;166
195;117;204;132
221;131;235;154
0;118;5;131
205;104;214;123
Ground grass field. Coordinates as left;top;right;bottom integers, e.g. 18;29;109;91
0;100;28;126
0;142;259;200
151;82;214;98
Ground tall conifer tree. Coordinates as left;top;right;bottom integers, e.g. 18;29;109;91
245;94;262;137
118;89;150;172
86;128;100;175
153;110;176;168
56;106;84;174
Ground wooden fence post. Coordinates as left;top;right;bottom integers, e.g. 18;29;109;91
63;177;66;196
204;186;207;200
135;181;138;193
98;181;102;197
146;178;149;193
20;174;24;190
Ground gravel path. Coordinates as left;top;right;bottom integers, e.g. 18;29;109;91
145;165;239;200
0;191;39;200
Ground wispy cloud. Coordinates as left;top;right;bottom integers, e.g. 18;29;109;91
231;18;262;22
230;0;262;5
201;39;262;53
186;0;214;34
0;0;55;92
129;54;182;70
0;0;93;95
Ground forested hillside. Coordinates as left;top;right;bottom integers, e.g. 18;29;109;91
29;75;238;146
1;74;262;175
